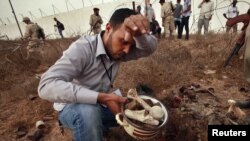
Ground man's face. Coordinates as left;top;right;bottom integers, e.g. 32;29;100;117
104;23;134;60
23;21;28;24
95;10;99;16
232;1;237;6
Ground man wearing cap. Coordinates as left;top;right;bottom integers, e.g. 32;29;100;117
38;8;157;141
89;8;103;34
22;17;45;59
159;0;175;39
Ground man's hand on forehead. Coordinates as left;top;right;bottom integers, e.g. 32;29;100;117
124;14;150;41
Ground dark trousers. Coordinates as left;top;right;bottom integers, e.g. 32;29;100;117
178;16;190;40
175;20;181;32
152;27;162;37
58;29;64;39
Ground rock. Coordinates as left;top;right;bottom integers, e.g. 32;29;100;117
204;70;216;75
235;100;250;108
27;129;44;141
222;75;228;79
204;109;214;116
192;112;203;120
172;95;182;108
239;55;244;60
239;87;250;93
35;74;42;80
208;115;222;125
36;121;45;129
28;95;37;101
180;107;186;111
208;88;215;93
191;83;200;89
179;86;186;93
42;116;54;121
16;126;28;138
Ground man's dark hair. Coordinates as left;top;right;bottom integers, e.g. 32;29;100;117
109;8;136;29
177;0;181;3
159;0;165;3
93;8;99;11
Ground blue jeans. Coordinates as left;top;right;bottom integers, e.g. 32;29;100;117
58;104;117;141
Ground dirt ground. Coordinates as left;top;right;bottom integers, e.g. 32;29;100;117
0;33;250;141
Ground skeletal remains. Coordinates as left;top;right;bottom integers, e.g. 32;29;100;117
227;99;246;118
124;89;164;126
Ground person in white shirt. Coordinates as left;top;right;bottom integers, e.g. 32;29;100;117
223;0;239;32
197;0;214;35
144;3;156;32
38;8;157;141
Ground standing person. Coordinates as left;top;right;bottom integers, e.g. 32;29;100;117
159;0;175;39
224;9;250;67
173;0;183;38
136;5;142;14
22;17;45;59
38;8;157;141
244;10;250;82
54;17;65;39
223;0;239;33
144;3;156;32
178;0;191;40
89;8;103;35
244;24;250;83
197;0;214;35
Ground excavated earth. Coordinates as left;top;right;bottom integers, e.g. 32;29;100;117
0;34;250;141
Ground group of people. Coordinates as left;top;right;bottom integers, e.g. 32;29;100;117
159;0;214;39
21;1;250;141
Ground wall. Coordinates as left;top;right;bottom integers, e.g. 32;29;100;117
0;0;250;39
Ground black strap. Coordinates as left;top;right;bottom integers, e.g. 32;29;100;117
94;34;113;88
100;56;113;88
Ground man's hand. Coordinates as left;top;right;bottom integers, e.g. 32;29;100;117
97;93;127;114
223;13;228;19
123;14;150;41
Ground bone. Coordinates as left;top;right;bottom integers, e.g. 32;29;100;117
35;120;45;129
125;100;138;110
124;109;159;126
127;89;164;120
227;99;246;119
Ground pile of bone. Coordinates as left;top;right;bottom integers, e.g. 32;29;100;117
124;89;165;128
227;99;250;124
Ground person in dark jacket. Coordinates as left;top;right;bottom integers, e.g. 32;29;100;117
54;17;65;38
